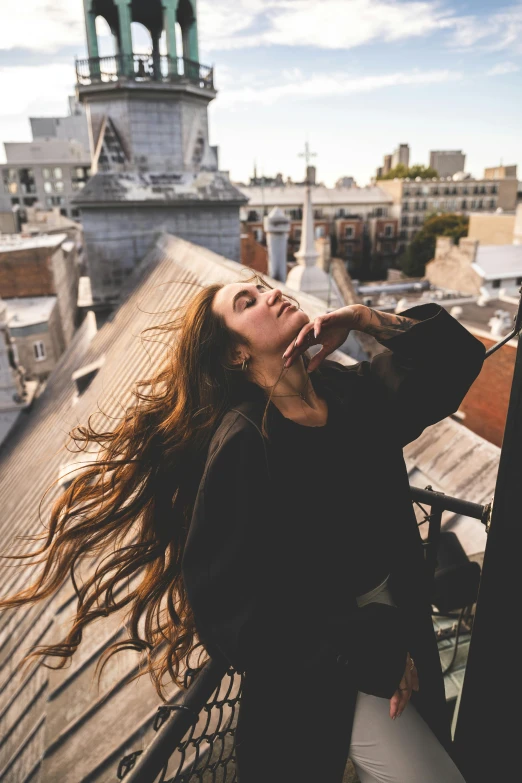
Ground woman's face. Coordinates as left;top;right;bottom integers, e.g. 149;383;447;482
212;282;309;362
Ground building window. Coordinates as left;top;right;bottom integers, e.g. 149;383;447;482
345;245;353;258
24;197;38;206
253;228;263;242
47;196;64;207
402;203;409;212
401;216;409;227
344;225;354;238
42;168;51;179
431;188;439;195
461;200;468;209
294;229;302;242
246;210;260;222
315;226;325;238
53;167;63;179
491;185;498;194
403;190;410;197
384;224;393;237
55;180;64;192
492;279;501;288
477;199;483;209
71;208;80;218
33;341;46;361
18;168;36;194
383;242;392;253
2;168;18;194
516;277;522;285
489;199;496;208
471;199;477;209
43;181;53;193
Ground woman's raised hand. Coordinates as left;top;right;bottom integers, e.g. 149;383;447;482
389;652;420;720
282;305;363;373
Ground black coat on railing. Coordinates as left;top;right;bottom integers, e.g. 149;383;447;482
181;302;486;778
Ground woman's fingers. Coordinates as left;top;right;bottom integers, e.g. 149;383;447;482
283;325;318;367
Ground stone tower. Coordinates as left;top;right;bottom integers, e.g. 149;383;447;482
74;0;247;305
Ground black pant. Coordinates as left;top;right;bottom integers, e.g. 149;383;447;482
235;640;358;783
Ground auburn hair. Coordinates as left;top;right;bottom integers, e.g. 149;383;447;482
0;271;312;700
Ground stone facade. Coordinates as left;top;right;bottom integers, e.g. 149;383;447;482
81;204;242;302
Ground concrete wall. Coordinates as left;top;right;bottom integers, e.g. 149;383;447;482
497;178;519;211
82;204;242;302
51;245;79;347
468;212;516;245
425;237;483;295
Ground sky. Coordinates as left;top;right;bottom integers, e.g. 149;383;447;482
0;0;520;187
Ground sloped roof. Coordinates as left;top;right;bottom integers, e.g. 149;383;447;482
237;185;393;208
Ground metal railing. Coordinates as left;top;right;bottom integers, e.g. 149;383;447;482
116;484;489;783
75;55;214;90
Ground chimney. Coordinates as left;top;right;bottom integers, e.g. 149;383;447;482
264;207;290;282
435;236;454;258
458;238;479;263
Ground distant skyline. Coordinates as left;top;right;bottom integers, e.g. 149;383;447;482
0;0;521;187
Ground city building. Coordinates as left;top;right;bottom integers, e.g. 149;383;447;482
0;233;80;348
5;296;64;380
335;176;356;188
238;184;399;272
391;143;410;169
429;150;466;178
468;207;520;246
72;0;247;307
376;144;409;179
377;175;518;248
484;164;517;180
426;236;522;298
0;99;91;219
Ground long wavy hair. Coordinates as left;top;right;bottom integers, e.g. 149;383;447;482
0;270;312;700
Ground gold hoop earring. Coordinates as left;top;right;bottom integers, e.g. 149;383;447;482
241;358;249;372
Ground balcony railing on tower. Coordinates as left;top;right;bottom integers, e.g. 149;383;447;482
75;54;214;91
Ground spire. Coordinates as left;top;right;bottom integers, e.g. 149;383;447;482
294;182;319;267
294;140;319;267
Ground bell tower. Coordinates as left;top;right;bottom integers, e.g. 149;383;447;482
73;0;247;306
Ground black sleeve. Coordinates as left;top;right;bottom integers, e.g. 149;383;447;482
181;425;272;672
353;302;486;447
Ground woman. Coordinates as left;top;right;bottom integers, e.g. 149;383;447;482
0;271;484;782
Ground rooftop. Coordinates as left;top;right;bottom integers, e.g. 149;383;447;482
473;244;522;280
237;185;393;207
5;296;56;328
0;232;67;253
73;170;248;206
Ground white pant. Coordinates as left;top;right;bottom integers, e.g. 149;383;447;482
348;691;466;783
349;575;466;782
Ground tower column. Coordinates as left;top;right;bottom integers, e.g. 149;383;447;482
162;0;180;76
83;1;101;80
115;0;134;76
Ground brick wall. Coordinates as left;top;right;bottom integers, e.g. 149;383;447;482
0;248;55;298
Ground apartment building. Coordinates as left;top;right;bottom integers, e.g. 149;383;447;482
377;176;518;248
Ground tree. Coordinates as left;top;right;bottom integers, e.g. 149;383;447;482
381;164;439;180
398;213;469;278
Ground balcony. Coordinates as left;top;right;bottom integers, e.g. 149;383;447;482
75;54;214;91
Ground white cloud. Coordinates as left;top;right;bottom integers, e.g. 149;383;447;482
487;61;521;75
199;0;456;51
0;1;84;52
218;67;462;107
449;5;522;53
0;63;75;117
